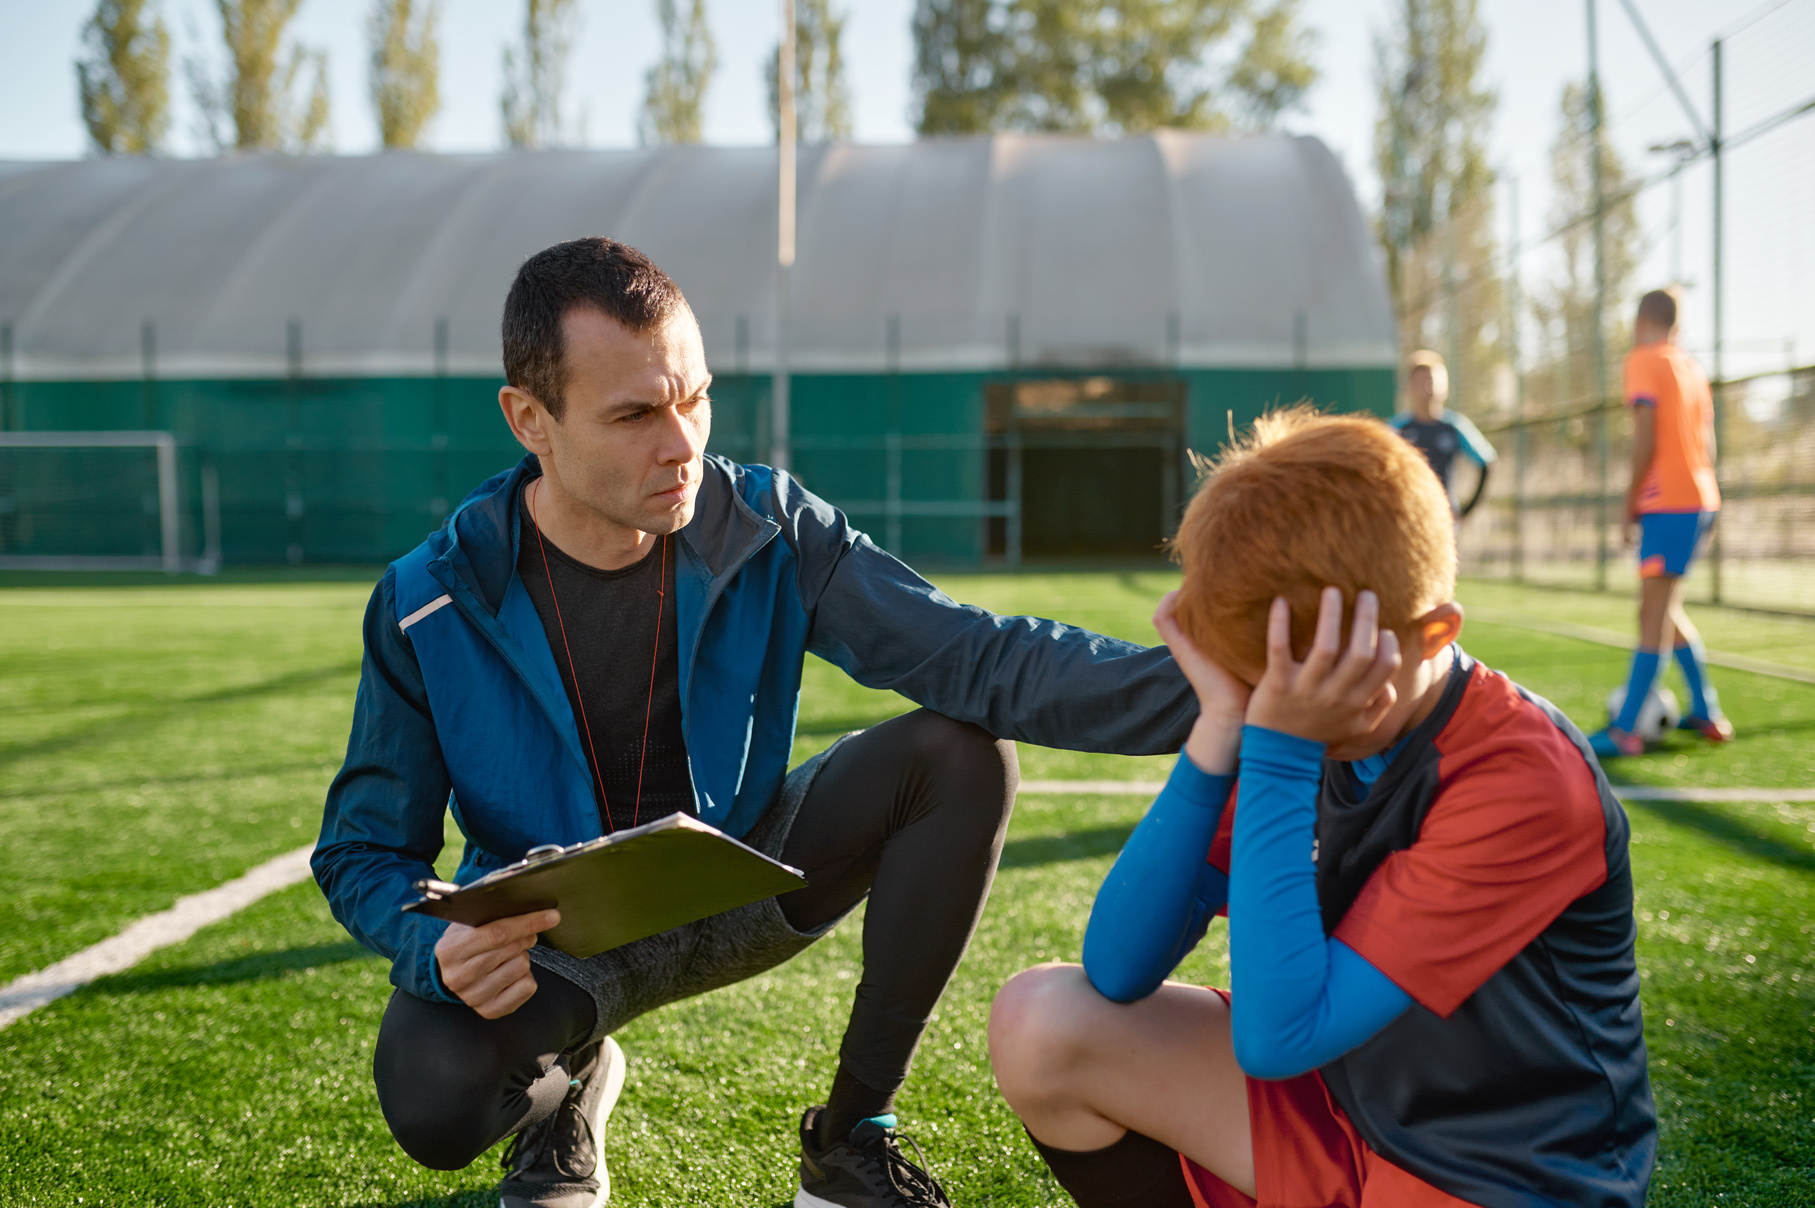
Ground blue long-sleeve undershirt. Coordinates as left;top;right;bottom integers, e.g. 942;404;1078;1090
1229;726;1412;1078
1081;729;1413;1080
1082;753;1232;1003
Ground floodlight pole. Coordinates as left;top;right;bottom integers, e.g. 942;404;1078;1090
1711;38;1725;603
156;432;180;574
0;323;12;431
1508;174;1527;584
1587;0;1610;592
771;0;796;474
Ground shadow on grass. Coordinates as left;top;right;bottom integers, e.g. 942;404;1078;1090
1626;798;1815;877
92;941;377;995
342;1191;497;1208
0;661;360;769
1;758;334;800
1000;825;1133;869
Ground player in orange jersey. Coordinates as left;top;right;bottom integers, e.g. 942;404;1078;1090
1589;289;1732;759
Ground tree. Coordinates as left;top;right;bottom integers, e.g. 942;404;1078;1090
188;0;332;153
502;0;579;148
912;0;1317;137
369;0;441;150
641;0;716;145
76;0;172;155
1527;82;1643;413
1372;0;1501;413
767;0;851;143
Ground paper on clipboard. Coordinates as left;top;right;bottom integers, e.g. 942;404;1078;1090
402;812;808;959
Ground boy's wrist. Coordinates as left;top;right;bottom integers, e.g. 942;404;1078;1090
1183;711;1243;776
1168;744;1236;808
1238;724;1325;777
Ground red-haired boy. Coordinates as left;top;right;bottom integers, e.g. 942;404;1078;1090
989;410;1655;1208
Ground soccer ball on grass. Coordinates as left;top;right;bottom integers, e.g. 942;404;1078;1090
1605;685;1682;745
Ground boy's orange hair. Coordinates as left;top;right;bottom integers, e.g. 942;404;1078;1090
1171;407;1456;682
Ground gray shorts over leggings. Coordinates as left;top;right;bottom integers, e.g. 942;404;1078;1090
524;734;848;1047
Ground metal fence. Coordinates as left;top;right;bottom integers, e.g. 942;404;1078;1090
1457;364;1815;615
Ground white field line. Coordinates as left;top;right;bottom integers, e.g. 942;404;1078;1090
1019;780;1815;803
1467;607;1815;687
0;843;315;1030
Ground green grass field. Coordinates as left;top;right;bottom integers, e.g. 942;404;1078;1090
1;572;1811;1206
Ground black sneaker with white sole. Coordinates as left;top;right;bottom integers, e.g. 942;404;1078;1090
499;1035;626;1208
795;1105;953;1208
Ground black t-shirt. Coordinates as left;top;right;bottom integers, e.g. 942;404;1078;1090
517;493;693;834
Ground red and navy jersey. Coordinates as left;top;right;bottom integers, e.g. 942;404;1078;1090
1210;651;1656;1207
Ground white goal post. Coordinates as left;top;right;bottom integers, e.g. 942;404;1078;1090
0;430;220;573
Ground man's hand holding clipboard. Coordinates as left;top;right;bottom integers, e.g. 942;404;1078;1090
405;813;808;1017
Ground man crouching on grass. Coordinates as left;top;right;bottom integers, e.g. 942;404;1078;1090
989;409;1655;1207
312;237;1195;1208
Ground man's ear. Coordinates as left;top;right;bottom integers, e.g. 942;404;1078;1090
1416;602;1464;660
499;385;554;457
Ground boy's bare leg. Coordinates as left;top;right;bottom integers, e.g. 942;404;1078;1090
1665;583;1702;654
1636;575;1682;652
988;963;1256;1196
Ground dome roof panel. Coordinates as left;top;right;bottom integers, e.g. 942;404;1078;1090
0;135;1394;381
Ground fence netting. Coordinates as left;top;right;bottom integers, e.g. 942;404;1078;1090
1442;2;1815;616
1457;364;1815;614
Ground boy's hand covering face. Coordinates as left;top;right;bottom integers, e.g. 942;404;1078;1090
1154;591;1252;724
1247;587;1402;747
1154;591;1252;774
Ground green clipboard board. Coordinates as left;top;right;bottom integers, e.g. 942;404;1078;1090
402;812;808;959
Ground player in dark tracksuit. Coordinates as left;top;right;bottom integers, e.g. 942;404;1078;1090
1392;349;1497;519
987;410;1653;1208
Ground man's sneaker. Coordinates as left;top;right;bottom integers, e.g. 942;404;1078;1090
1678;714;1736;743
1589;726;1645;759
500;1036;626;1208
796;1105;952;1208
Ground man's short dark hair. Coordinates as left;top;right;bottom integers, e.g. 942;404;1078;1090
502;237;687;419
1636;288;1679;331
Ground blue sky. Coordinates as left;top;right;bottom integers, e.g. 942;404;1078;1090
2;0;1809;380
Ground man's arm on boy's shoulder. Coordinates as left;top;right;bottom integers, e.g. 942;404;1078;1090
779;475;1197;754
1330;751;1610;1020
311;568;460;1004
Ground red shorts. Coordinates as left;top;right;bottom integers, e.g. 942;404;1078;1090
1182;992;1476;1208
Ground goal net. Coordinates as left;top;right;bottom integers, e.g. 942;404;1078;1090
0;431;219;572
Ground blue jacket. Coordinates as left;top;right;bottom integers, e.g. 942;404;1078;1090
314;453;1196;1002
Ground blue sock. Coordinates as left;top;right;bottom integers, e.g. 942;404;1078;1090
1674;643;1718;720
1614;649;1662;732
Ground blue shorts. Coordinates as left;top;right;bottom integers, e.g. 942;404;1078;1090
1639;511;1715;579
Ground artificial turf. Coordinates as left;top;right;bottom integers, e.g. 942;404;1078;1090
0;572;1810;1205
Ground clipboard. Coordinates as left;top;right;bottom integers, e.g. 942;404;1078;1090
403;812;808;959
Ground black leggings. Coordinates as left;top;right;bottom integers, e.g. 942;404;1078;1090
373;709;1018;1169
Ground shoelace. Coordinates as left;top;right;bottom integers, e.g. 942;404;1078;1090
874;1126;949;1206
500;1115;546;1177
501;1074;596;1181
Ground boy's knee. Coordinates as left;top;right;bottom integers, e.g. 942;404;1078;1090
989;963;1096;1103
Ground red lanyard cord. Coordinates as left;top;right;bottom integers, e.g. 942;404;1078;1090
632;533;667;829
528;478;668;833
